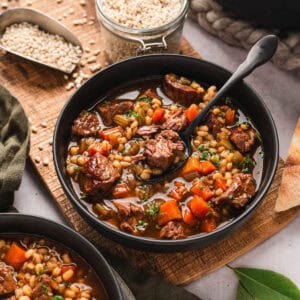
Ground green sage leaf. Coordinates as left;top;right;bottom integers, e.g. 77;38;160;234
233;267;300;300
236;282;254;300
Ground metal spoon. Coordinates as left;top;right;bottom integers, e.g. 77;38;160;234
141;34;278;183
0;8;82;73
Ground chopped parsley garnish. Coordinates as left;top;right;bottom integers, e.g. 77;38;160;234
127;110;145;122
139;95;152;103
206;210;213;216
225;97;232;105
146;203;159;216
228;195;237;200
201;151;210;160
242;156;255;173
198;144;205;151
80;191;87;199
242;168;250;173
142;198;149;202
211;155;220;167
103;100;111;104
74;165;81;172
53;296;64;300
135;220;148;229
41;284;48;292
256;131;262;143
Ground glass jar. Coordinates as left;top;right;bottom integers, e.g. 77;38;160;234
95;0;189;63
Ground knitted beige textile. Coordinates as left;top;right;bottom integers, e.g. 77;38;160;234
190;0;300;72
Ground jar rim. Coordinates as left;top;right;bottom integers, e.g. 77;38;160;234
96;0;189;34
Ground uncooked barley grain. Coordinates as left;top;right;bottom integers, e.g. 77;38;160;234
0;22;82;73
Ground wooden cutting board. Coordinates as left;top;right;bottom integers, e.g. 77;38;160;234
1;0;299;286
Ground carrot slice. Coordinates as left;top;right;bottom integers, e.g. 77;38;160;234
88;142;111;156
180;156;201;177
184;104;199;123
215;177;227;191
100;127;123;145
168;181;187;201
5;242;27;269
188;195;211;218
183;208;198;225
201;218;217;233
225;109;236;125
158;200;182;225
199;161;216;175
190;182;214;201
152;107;165;123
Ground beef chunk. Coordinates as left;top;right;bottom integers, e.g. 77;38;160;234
81;153;120;195
0;265;16;295
163;74;204;106
142;88;159;99
131;154;146;163
230;126;257;153
120;221;138;234
136;125;160;136
214;173;256;208
113;200;144;216
32;275;51;300
72;111;101;136
97;100;133;126
161;108;188;131
144;130;184;171
159;221;186;239
206;112;223;137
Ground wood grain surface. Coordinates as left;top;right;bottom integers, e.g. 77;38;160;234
1;0;299;286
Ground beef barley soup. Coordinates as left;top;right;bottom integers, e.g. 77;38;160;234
0;236;108;299
66;74;263;240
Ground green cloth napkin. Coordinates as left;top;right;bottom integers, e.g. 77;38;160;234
0;84;200;300
0;85;29;210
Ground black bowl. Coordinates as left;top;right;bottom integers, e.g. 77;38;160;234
53;54;279;252
0;213;123;300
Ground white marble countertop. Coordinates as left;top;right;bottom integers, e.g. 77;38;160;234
14;19;300;300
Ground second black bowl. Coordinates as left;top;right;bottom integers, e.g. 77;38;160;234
53;54;278;252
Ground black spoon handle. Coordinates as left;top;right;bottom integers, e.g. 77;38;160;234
183;35;278;138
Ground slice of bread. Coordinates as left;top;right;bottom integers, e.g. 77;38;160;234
275;118;300;212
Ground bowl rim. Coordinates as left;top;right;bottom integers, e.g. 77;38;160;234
0;213;124;300
53;54;279;250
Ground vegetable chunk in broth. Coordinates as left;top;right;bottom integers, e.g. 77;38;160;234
0;236;108;299
66;74;263;240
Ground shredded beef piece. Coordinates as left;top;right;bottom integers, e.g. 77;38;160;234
0;265;16;295
113;200;144;216
97;100;133;126
142;88;159;99
159;221;186;239
32;275;51;300
163;74;204;106
131;154;146;163
81;153;120;195
213;173;256;208
161;107;188;131
206;112;223;137
136;125;160;136
230;126;257;153
144;130;184;170
120;221;138;234
72;111;101;136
